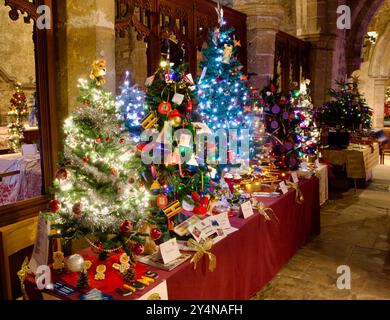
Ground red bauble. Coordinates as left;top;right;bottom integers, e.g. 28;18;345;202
193;205;207;215
191;191;200;202
49;199;61;213
83;100;89;107
150;228;162;241
186;100;193;112
120;220;133;234
72;202;82;216
128;177;135;185
158;101;172;114
137;142;147;153
119;138;125;144
157;194;168;208
270;84;276;92
131;243;144;255
105;137;110;143
95;137;102;144
83;155;89;163
199;197;209;206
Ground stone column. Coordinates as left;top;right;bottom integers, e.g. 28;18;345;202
233;0;285;89
55;0;116;121
373;78;387;128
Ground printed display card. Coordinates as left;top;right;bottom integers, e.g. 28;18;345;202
159;238;181;264
241;201;254;219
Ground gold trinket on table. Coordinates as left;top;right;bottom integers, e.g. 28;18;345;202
94;264;106;280
53;251;65;271
83;260;92;272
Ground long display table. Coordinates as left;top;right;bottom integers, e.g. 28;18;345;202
25;177;320;300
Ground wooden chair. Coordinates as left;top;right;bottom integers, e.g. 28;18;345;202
0;216;37;300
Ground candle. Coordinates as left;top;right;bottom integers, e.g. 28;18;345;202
56;237;62;253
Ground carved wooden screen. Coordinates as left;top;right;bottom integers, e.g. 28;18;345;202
274;31;311;93
115;0;247;76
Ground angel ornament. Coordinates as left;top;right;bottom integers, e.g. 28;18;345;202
215;2;224;26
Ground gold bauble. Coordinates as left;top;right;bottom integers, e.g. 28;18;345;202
171;117;182;127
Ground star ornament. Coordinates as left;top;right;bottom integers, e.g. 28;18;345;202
234;39;241;47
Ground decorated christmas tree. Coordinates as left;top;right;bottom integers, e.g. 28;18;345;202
249;87;266;165
117;71;147;143
384;87;390;121
296;80;320;158
45;60;151;258
139;61;217;236
318;77;373;131
8;84;29;152
259;77;303;171
197;3;250;132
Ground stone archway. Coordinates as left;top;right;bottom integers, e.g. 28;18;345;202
351;0;390;128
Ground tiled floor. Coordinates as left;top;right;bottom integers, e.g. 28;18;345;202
253;157;390;300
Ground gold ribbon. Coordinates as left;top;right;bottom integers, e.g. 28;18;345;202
187;238;216;272
255;202;280;223
286;180;304;204
17;256;30;296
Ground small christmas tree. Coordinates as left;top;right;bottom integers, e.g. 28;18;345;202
197;3;251;132
318;78;373;131
77;270;90;290
46;59;150;256
296;80;320;158
8;84;29;152
117;71;147;143
259;77;303;171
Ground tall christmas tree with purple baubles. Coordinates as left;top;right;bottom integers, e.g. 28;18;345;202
259;77;303;171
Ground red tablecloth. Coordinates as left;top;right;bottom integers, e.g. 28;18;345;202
165;176;320;299
25;177;320;300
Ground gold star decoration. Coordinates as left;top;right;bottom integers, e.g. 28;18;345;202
234;39;241;47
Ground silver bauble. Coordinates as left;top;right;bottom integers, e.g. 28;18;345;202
66;254;85;272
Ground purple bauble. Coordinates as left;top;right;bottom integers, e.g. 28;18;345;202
283;112;289;120
289;157;297;166
272;105;281;114
271;121;279;129
285;142;293;150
